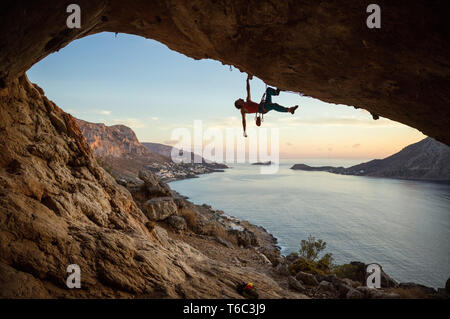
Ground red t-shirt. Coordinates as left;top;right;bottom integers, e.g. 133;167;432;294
243;100;260;113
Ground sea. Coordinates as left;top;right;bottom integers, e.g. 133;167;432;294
169;159;450;288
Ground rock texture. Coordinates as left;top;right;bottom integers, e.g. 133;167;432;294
0;1;449;144
0;75;304;298
291;137;450;181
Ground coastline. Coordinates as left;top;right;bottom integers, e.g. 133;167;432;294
291;164;450;183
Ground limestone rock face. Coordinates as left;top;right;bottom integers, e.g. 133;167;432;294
0;76;302;298
76;119;162;159
75;120;169;181
0;1;449;144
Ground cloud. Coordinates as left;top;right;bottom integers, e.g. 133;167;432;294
352;143;361;148
97;110;111;115
68;109;112;116
111;118;147;128
286;142;293;146
151;117;159;121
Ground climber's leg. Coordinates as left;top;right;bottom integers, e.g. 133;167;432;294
264;87;280;104
261;102;289;113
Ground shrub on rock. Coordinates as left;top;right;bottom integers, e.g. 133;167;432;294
289;257;327;276
333;263;361;281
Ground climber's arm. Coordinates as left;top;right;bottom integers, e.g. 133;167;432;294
241;109;247;137
246;75;252;102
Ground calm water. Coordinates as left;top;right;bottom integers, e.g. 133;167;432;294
170;159;450;288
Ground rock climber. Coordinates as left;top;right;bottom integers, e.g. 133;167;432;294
234;75;299;137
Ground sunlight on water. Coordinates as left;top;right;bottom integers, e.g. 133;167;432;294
170;159;450;288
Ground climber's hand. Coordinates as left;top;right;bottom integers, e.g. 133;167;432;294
243;131;247;138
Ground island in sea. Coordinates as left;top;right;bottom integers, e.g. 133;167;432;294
251;160;273;166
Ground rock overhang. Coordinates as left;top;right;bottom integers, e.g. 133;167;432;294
0;0;448;144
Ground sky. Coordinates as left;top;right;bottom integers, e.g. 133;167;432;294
27;32;425;160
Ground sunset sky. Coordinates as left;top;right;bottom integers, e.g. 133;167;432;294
27;32;425;160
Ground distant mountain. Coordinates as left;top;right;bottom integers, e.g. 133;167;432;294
76;119;170;180
76;119;227;181
291;137;450;181
142;142;174;159
76;119;169;161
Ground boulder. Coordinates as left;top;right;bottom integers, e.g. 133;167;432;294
295;271;319;286
331;277;353;298
166;215;187;231
350;261;398;288
315;274;327;283
138;170;172;197
228;229;259;248
354;286;400;299
257;247;281;265
356;286;377;298
173;197;187;210
288;276;306;293
346;288;364;299
380;269;398;288
317;281;337;295
325;274;338;283
274;263;290;276
399;282;436;295
342;278;360;288
142;197;178;221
